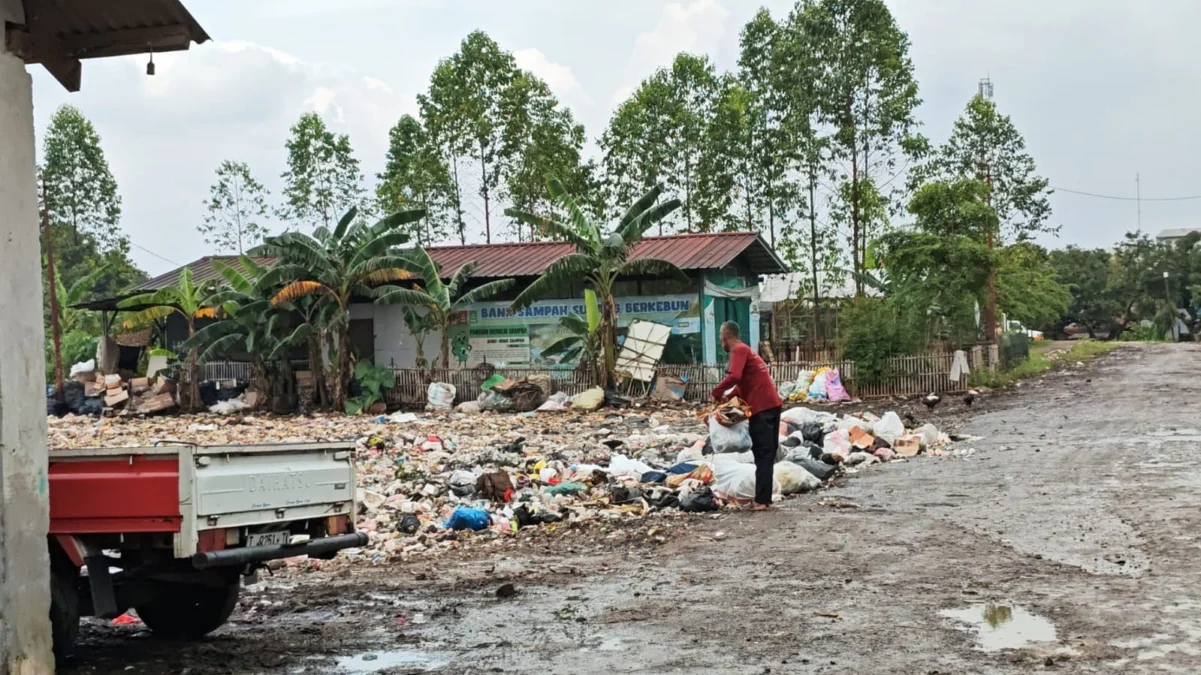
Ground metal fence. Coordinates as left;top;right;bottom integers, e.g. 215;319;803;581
201;346;999;409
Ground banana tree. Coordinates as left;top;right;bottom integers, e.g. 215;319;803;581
505;178;684;387
119;267;215;411
376;247;515;368
181;257;312;410
252;207;424;411
539;289;600;380
49;262;110;334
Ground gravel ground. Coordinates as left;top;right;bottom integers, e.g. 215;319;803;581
61;342;1201;674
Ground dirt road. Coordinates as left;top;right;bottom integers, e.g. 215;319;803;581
62;343;1201;674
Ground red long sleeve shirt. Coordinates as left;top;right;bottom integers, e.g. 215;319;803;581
711;341;782;414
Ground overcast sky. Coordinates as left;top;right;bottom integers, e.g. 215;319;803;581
27;0;1201;276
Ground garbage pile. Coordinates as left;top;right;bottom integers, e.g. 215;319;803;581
778;367;852;404
46;391;973;566
48;359;178;417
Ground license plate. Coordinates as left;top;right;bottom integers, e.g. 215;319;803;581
246;531;289;547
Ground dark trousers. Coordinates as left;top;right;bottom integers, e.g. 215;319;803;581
748;407;782;506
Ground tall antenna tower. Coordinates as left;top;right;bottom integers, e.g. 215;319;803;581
978;77;994;100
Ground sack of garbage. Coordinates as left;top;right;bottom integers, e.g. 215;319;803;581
572;387;605;411
775;461;823;494
800;422;825;444
478;389;513;412
537;391;571;412
807;369;829;400
680;486;718;512
426;382;456;413
823;428;852;461
780;406;837;431
784;442;824;465
449;470;477;497
793;454;838;481
712;455;779;503
873;411;905;445
826;368;851;403
708;416;752;454
444;506;491;531
69;359;96;379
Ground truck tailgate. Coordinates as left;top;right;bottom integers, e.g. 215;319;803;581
194;448;354;515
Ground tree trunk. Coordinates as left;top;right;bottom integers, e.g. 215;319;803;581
850;146;861;297
809;168;820;343
600;292;619;389
451;155;466;245
983;172;998;343
479;141;491;244
182;322;202;412
325;323;350;412
306;334;327;409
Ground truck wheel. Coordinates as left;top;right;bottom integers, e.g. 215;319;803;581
50;566;80;660
136;581;240;639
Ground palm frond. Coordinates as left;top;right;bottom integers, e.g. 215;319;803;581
375;287;437;307
546;176;599;245
361;268;418;286
213;260;254;295
402;247;447;305
540;336;583;359
199;333;247;363
257;263;316;289
181;321;240;352
350;230;413;269
456;278;515;306
622;198;682;244
504;208;593;252
332;207;359;241
120;305;175;329
560;312;589;334
254;232;329;271
370;208;426;236
617;257;689;283
617;184;664;238
447;261;477;297
118;288;176;310
271;281;332;306
511;254;594;310
64;263;113;305
349;254;419;283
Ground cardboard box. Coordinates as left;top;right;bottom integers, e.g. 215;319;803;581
136;392;177;415
104;374;123;390
129;377;150;394
893;435;921;457
84;382;104;397
104;389;129;407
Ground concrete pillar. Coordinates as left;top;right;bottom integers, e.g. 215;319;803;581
0;47;54;674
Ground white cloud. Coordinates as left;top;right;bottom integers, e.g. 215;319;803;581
630;0;730;72
514;48;593;106
609;85;634;107
31;40;413;273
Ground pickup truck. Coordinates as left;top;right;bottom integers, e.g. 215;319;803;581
47;441;364;657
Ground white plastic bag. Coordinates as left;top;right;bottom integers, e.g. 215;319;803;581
823;428;852;460
873;411;905;445
426;382;456;413
69;359;96;378
807;371;829;400
708;416;752;454
775;461;822;494
608;454;655;481
781;406;837;431
712;455;779;502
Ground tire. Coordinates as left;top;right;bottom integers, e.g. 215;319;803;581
136;580;240;639
50;565;80;661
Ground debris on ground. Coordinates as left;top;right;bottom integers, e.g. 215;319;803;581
47;383;975;567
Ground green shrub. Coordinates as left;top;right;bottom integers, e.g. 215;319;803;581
839;298;921;385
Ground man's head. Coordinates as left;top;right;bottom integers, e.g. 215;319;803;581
719;321;742;352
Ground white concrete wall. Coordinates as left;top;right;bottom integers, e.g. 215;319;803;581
0;50;54;672
364;304;441;368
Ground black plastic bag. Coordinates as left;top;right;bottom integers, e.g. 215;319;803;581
680;487;718;512
801;422;825;444
611;486;645;505
396;513;421;535
199;382;219;407
79;397;104;416
46;395;66;418
795;455;838;482
63;381;86;415
781;435;802;448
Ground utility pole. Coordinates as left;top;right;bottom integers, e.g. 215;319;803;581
1136;174;1142;231
979;77;998;344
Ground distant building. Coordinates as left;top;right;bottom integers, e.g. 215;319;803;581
1156;227;1201;244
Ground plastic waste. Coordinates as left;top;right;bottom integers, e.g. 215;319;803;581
801;422;825;444
609;454;655;480
478;390;513;412
641;471;668;484
209;396;249;415
780;407;837;431
680;486;718;512
822;428;852;460
455;401;482;414
873;411;905;445
537;391;572;412
449;470;476;497
572;387;605;411
444;506;491;531
396;513;421;534
775;461;823;494
68;359;96;378
807;370;829;400
711;455;779;502
917;423;940;449
793;455;838;481
544;481;586;495
826;368;851;403
708;416;752;454
426;382;456;413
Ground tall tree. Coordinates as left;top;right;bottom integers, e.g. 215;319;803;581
806;0;924;295
199;160;270;254
602;53;720;233
277;112;366;230
502;72;590;240
418;59;470;244
376;114;454;246
913;93;1054;342
40;105;124;252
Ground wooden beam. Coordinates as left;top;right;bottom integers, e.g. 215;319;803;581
60;24;192;58
0;0;25;25
6;0;81;91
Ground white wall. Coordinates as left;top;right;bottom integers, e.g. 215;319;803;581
361;304;442;368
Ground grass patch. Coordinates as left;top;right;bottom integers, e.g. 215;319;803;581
968;340;1118;389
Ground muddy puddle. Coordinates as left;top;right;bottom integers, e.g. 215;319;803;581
329;649;451;673
941;603;1057;651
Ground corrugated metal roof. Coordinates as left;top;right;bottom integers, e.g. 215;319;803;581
134;256;274;293
427;232;787;278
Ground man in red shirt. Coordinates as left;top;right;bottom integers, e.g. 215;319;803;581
711;321;783;511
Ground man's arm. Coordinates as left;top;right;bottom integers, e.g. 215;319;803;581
712;344;748;400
